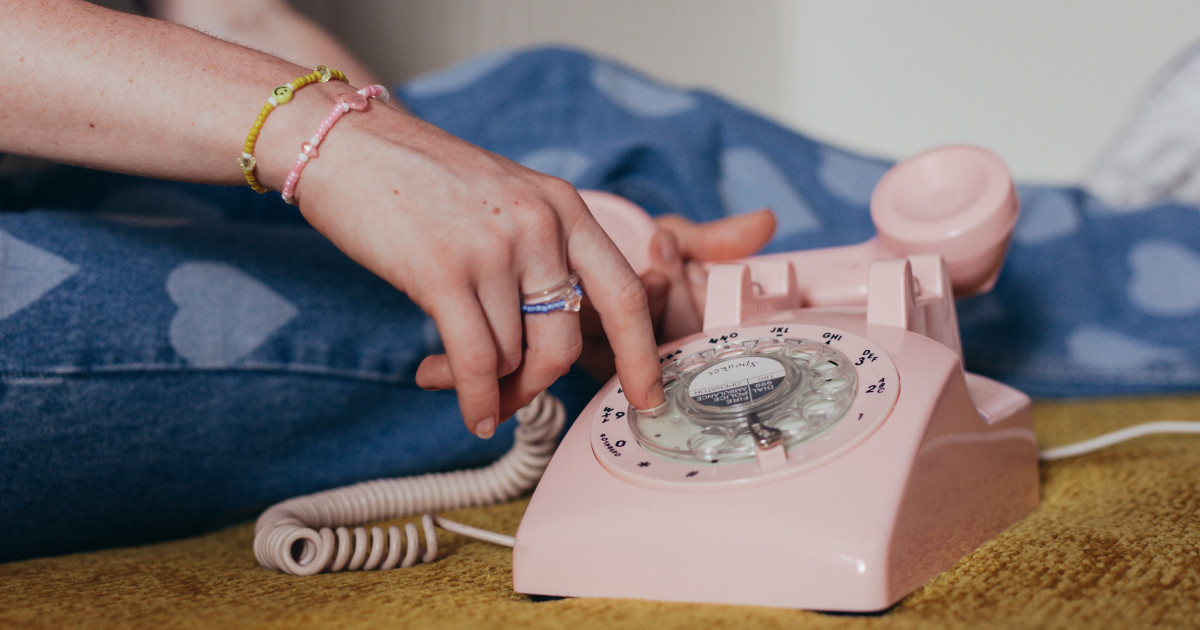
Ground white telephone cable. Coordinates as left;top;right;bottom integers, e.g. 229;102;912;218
255;386;1199;575
1037;420;1200;461
254;392;566;576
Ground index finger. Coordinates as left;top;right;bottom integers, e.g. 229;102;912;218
566;215;665;410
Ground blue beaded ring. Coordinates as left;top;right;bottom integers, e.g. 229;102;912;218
521;273;583;314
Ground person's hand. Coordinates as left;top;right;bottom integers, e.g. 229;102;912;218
288;107;665;439
576;210;777;381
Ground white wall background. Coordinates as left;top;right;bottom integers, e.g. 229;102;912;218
295;0;1200;184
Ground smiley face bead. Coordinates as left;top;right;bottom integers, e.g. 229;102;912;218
272;84;294;105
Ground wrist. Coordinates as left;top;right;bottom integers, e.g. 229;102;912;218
279;89;423;210
280;85;390;204
245;76;362;194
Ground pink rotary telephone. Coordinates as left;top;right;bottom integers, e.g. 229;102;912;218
512;145;1040;612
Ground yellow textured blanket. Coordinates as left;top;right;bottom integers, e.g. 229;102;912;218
3;396;1198;629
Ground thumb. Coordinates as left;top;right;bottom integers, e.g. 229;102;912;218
656;209;777;262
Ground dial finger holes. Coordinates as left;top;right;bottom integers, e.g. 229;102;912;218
731;428;757;450
716;345;748;360
625;332;875;469
679;356;708;374
802;396;846;423
754;340;786;355
816;376;851;395
597;326;900;488
688;428;731;457
812;359;841;375
767;410;809;433
788;343;820;364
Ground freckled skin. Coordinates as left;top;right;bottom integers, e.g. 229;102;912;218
0;0;671;432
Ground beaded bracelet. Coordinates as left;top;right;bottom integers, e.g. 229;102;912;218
280;84;389;205
238;65;348;193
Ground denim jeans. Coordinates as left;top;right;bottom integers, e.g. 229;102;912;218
3;47;1199;562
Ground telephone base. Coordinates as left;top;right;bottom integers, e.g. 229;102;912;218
512;315;1039;612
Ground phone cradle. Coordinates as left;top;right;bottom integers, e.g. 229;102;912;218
512;146;1040;612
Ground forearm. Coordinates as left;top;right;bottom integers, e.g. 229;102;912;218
141;0;385;88
0;0;366;187
2;1;667;423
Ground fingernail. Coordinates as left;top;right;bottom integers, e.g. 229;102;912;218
648;380;666;408
687;263;707;288
474;416;496;440
654;232;679;266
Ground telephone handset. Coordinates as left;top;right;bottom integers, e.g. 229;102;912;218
512;146;1039;612
254;145;1040;613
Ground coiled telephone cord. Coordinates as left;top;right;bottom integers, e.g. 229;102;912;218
253;392;566;576
254;385;1200;576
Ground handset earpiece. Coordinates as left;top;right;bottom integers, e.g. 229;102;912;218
870;145;1018;296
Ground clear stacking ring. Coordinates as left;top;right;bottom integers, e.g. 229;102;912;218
521;272;583;314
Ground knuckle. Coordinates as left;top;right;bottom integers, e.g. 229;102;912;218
542;176;579;202
414;263;473;305
548;179;588;222
498;347;523;376
557;331;584;365
613;274;652;315
529;329;583;373
451;342;498;382
513;202;563;243
529;171;570;194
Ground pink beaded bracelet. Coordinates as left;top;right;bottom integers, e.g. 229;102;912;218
280;84;389;205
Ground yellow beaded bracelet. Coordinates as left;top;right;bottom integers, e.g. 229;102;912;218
238;65;348;193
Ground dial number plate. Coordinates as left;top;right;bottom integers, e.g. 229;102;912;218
590;324;899;490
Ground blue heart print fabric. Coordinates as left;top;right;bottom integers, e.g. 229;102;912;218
1;47;1198;561
401;47;1200;398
